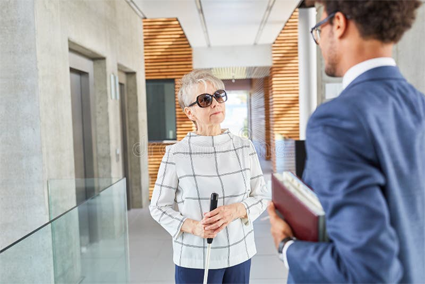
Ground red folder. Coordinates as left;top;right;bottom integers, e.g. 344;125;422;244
271;172;327;242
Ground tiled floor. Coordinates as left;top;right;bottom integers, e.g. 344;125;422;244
127;158;288;284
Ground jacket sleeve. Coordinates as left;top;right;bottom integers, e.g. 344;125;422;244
149;145;187;240
286;101;403;283
240;140;269;226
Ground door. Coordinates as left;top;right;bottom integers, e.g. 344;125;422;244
69;63;98;248
118;71;131;209
70;70;88;201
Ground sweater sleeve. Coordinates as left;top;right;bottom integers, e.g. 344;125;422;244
149;145;187;240
240;140;269;226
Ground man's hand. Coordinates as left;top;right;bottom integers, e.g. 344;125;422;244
268;202;294;250
202;203;246;234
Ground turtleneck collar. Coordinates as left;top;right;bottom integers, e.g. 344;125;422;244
183;128;232;148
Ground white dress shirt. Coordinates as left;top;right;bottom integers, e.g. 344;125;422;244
283;57;397;270
342;57;396;90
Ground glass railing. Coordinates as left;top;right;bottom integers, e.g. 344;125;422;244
48;177;121;220
0;178;129;284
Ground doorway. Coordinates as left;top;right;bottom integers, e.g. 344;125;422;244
69;50;98;247
118;70;131;209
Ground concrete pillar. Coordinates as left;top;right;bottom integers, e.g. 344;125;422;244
298;8;318;140
0;0;54;282
0;0;48;252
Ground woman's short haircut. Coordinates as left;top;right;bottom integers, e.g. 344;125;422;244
177;70;225;112
317;0;422;43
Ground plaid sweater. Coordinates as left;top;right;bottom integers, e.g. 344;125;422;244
149;129;269;269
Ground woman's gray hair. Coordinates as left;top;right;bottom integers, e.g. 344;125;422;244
177;70;225;111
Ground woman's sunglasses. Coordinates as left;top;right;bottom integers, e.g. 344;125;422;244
188;89;228;108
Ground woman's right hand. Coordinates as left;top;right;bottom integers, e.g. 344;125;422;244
181;219;217;239
192;220;217;239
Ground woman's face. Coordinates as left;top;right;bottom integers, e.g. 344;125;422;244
185;82;226;127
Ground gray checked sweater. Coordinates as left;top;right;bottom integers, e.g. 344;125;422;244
149;128;269;269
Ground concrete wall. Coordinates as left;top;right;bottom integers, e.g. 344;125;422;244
315;4;343;105
0;0;47;252
316;2;425;105
395;1;425;94
0;1;54;282
0;0;148;277
34;0;148;209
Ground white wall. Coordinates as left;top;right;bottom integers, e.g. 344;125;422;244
298;7;317;140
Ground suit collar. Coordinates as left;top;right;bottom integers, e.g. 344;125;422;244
344;66;405;92
342;58;396;90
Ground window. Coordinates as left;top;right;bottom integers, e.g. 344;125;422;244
146;80;176;141
221;90;249;138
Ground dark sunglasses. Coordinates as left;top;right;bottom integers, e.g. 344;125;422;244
188;89;228;108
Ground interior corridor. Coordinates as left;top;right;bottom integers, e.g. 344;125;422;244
127;158;288;283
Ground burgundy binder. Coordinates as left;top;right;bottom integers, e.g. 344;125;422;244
271;173;327;242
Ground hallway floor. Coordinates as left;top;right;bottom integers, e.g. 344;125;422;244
127;158;288;284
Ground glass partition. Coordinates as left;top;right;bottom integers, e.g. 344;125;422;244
48;177;121;220
0;178;129;284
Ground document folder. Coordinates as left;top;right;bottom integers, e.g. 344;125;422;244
271;172;328;242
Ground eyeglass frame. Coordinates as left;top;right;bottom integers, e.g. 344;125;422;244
187;89;228;108
310;11;351;45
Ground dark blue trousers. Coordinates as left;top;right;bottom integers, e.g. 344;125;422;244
175;258;251;284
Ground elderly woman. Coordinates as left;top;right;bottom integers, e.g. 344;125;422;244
149;70;268;284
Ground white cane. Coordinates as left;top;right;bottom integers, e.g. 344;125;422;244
203;193;219;284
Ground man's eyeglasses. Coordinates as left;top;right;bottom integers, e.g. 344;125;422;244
188;89;228;108
310;12;337;45
310;12;351;45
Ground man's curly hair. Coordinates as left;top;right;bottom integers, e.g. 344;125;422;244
316;0;422;43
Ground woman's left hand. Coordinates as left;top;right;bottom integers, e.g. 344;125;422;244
201;203;246;234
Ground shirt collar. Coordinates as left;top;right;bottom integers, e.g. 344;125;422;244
342;57;396;90
184;128;232;147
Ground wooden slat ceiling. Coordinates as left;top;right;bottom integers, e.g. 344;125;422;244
143;18;193;79
270;9;300;172
143;18;194;198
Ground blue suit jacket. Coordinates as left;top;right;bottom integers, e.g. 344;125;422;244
287;66;425;283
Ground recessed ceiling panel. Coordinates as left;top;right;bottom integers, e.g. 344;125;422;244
202;0;269;46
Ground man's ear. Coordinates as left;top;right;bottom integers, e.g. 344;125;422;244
333;11;349;40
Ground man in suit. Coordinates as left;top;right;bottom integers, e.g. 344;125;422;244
268;0;425;282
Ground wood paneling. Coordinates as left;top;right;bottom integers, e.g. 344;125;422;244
175;78;196;141
264;76;271;160
143;18;194;198
147;143;169;199
250;78;267;160
143;18;193;79
270;10;299;172
249;76;272;161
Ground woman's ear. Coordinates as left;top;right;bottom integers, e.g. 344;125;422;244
184;107;196;122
